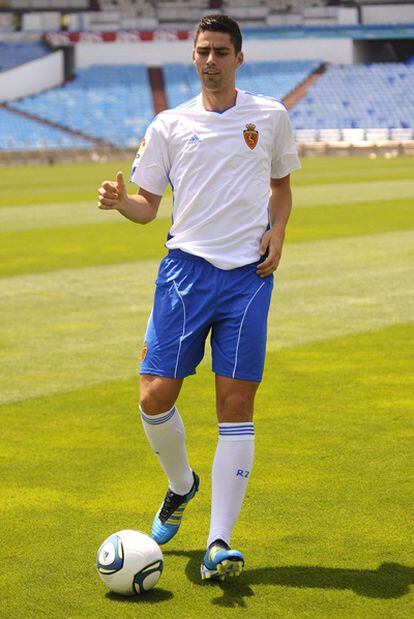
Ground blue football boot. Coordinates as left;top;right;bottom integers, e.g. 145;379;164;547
201;539;244;581
151;472;200;545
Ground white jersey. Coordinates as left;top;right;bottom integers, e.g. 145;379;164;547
130;89;301;270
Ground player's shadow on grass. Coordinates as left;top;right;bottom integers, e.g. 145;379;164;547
106;588;173;604
165;550;414;609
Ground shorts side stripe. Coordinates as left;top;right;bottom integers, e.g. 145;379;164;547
232;282;265;379
173;281;186;379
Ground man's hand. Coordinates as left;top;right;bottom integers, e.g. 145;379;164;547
98;171;127;210
97;172;162;224
256;228;285;278
256;174;293;278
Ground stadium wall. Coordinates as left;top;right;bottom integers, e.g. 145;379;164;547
361;4;414;25
0;51;64;103
75;37;353;67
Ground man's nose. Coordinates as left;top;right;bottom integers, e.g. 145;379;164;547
206;51;216;64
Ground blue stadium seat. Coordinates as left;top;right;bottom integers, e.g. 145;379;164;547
0;42;50;72
0;108;92;151
8;65;154;147
291;63;414;130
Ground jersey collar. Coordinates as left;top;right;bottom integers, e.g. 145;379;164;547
197;89;242;114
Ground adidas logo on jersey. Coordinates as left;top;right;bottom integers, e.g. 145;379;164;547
187;134;201;145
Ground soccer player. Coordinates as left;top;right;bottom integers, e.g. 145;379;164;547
98;14;301;581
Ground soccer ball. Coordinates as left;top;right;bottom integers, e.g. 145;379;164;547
96;529;163;596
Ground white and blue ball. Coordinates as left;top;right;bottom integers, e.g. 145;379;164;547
96;529;163;596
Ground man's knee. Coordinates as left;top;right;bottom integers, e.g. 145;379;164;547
215;375;259;422
140;390;174;415
139;375;183;415
217;393;252;421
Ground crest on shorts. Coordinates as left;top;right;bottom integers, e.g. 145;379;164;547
141;342;148;361
243;123;259;150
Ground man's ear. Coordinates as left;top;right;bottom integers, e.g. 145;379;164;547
236;51;244;69
192;49;196;64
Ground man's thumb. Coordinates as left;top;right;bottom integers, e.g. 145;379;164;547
116;171;125;193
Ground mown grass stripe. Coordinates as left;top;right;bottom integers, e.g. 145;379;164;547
293;178;414;209
2;157;413;210
1;229;412;406
0;160;135;208
0;217;171;277
1;197;413;278
293;155;414;186
287;197;413;244
1;178;413;233
270;229;414;349
0;201;125;232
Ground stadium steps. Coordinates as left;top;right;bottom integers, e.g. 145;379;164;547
148;67;168;114
284;63;326;110
1;103;113;148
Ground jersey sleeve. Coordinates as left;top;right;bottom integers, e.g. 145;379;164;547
130;116;170;196
271;108;301;179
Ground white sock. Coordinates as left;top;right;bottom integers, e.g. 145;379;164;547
207;422;255;548
140;405;194;496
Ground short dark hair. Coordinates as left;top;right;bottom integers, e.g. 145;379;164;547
194;14;242;54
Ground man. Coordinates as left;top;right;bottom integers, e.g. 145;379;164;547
98;14;301;581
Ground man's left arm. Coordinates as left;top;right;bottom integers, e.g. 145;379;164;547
256;175;292;278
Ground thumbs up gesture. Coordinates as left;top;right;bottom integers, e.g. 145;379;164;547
98;171;128;210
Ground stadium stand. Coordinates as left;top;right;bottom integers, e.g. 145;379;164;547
164;60;321;108
8;0;88;8
0;0;413;31
290;63;414;136
3;59;414;151
0;1;356;31
8;64;154;147
0;107;92;150
237;60;321;101
7;61;320;148
0;41;49;72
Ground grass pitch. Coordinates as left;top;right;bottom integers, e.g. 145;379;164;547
1;156;413;618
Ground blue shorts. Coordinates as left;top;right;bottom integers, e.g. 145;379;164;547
140;249;274;382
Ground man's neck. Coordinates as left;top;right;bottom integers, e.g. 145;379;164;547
201;88;238;112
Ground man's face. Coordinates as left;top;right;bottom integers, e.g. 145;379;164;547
193;30;243;92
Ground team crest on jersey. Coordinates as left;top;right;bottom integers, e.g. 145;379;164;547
243;123;259;150
141;342;148;361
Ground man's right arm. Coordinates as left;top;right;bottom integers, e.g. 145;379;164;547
98;171;162;224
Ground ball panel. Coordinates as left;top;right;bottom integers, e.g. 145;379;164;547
96;534;124;574
133;560;164;594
